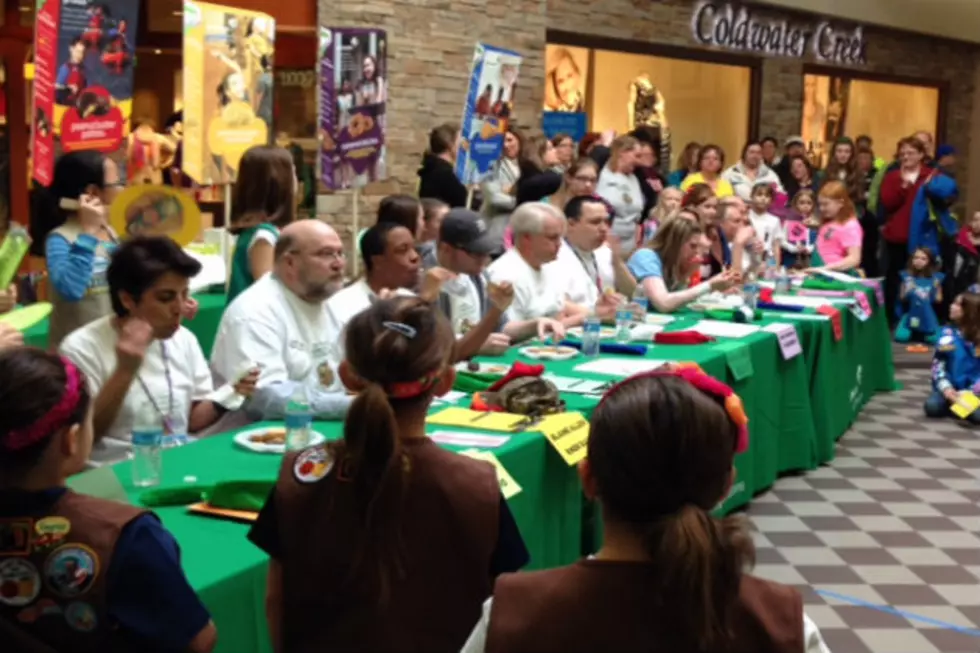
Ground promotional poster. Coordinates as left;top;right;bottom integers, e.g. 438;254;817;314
454;43;522;186
182;1;274;185
109;184;202;246
318;27;387;190
32;0;140;186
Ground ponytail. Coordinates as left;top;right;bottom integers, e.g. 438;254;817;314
643;507;754;652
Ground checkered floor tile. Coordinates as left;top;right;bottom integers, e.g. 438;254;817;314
747;367;980;653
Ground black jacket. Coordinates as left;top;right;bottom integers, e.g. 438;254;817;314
418;153;470;208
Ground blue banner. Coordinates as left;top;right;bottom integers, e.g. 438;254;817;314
542;112;588;142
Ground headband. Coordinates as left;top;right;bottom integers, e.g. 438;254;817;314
3;358;83;452
596;365;749;454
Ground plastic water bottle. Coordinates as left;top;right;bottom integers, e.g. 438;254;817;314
632;284;649;315
581;311;602;357
131;403;163;488
775;266;791;293
615;303;634;342
285;386;314;451
743;273;760;311
765;254;778;281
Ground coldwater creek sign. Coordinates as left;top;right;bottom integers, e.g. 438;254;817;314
692;1;867;65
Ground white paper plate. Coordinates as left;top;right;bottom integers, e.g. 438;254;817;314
566;326;618;339
233;427;327;454
455;361;511;375
520;345;580;361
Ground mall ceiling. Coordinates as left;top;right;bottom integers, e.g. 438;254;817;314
754;0;980;45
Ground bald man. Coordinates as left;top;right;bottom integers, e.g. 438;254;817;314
211;220;352;420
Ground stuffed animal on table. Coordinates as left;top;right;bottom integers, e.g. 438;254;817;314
896;248;944;345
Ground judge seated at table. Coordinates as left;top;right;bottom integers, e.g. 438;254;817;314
552;196;636;307
422;207;565;353
628;218;740;314
486;202;623;327
60;236;258;466
211;220;353;421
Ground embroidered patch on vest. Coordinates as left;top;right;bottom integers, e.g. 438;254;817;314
0;519;33;555
293;446;334;484
0;558;41;606
43;544;99;598
17;597;62;623
64;601;97;632
317;362;335;388
33;517;71;552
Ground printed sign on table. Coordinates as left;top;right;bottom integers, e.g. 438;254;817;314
32;0;141;186
454;43;522;186
182;1;274;185
318;27;387;190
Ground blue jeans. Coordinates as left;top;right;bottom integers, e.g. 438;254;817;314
924;391;980;424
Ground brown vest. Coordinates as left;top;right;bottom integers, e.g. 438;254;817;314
275;439;500;653
0;490;146;653
485;560;805;653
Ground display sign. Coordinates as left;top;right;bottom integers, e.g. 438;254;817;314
182;1;275;185
455;43;522;186
542;112;587;142
32;0;141;186
318;27;387;190
108;185;202;246
691;1;867;65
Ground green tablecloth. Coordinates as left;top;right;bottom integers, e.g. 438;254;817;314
19;292;227;354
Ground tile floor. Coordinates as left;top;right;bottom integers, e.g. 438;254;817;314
747;366;980;653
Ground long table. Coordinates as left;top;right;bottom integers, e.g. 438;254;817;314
67;281;893;653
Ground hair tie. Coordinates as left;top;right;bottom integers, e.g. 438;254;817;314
385;372;440;400
3;357;83;452
382;321;416;339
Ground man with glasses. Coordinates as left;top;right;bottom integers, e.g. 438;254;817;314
423;208;565;355
211;220;352;420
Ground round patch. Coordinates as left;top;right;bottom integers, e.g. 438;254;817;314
64;601;97;632
293;446;334;484
44;544;99;598
0;558;41;607
317;362;335;388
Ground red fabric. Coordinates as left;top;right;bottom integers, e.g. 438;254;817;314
654;331;714;345
759;287;774;303
957;228;978;255
880;168;927;244
487;361;544;392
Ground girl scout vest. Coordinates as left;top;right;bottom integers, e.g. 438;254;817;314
0;490;145;653
48;223;115;349
275;438;499;653
485;561;805;653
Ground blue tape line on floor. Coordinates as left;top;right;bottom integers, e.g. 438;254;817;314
816;589;980;637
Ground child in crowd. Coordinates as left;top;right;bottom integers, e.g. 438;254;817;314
781;189;819;270
462;367;830;653
248;297;528;653
896;247;944;346
951;211;980;299
747;182;781;264
925;290;980;424
0;347;216;652
640;187;683;244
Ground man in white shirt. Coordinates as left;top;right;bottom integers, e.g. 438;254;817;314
211;220;352;420
424;208;565;352
487;202;621;326
554;196;634;307
61;236;255;466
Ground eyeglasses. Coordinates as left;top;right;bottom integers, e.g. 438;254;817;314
318;250;346;261
573;176;598;184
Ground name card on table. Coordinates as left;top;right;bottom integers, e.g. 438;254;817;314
763;322;802;360
816;306;843;341
459;449;522;499
426;407;529;433
535;412;590;465
715;340;754;381
850;291;872;321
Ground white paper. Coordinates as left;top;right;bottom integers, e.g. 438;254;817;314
628;324;664;341
772;294;833;309
815;269;863;285
574;358;669;378
428;431;510;448
690;319;761;339
433;390;468;405
770;312;830;321
542;374;609;395
763;322;802;360
644;314;676;326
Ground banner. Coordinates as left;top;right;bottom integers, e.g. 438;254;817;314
109;185;202;246
454;43;522;186
182;1;274;185
32;0;141;186
318;27;387;190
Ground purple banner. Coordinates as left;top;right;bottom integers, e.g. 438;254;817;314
319;27;388;190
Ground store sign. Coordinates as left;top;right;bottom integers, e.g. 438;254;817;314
691;2;867;65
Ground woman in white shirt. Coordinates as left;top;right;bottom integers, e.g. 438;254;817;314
596;135;643;257
60;236;256;466
722;140;784;202
481;129;522;252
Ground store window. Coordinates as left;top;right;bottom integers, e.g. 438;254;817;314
801;73;940;167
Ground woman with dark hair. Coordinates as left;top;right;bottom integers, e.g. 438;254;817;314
551;133;575;170
721;140;784;202
668;141;700;188
227;145;298;302
418;123;469;208
514;135;563;205
481;129;522;250
35;151;123;348
783;155;819;202
463;368;829;652
59;236;258;465
355;54;386;106
0;347;219;653
822;137;863;205
680;144;735;198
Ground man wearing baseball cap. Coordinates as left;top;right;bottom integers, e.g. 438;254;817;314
423;207;564;355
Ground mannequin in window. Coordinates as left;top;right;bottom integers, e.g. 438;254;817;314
628;75;672;177
127;120;162;185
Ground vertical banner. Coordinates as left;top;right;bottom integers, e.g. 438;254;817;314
318;27;387;190
32;0;140;186
182;1;274;185
454;44;522;186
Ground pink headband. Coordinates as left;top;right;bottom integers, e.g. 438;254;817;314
3;358;83;452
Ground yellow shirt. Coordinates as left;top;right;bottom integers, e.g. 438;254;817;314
680;173;735;198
